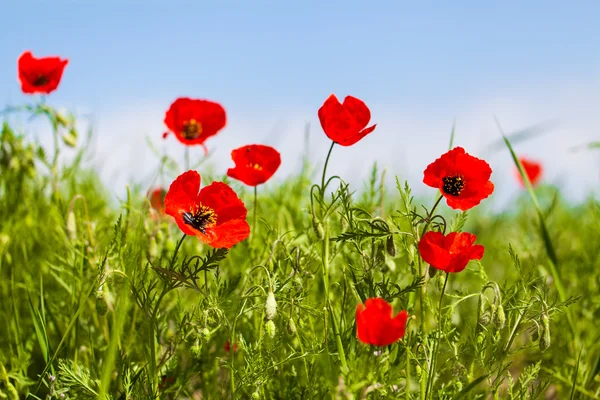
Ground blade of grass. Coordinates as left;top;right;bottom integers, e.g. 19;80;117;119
448;119;456;150
494;116;576;340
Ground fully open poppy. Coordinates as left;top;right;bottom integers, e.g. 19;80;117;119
516;157;543;187
318;94;377;146
418;231;484;273
17;51;69;95
356;298;408;347
227;144;281;186
164;170;250;249
423;147;494;211
163;97;226;148
148;187;167;217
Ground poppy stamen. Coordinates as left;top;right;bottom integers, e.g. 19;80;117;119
33;75;49;86
182;119;203;140
182;205;216;233
247;162;263;171
442;175;465;196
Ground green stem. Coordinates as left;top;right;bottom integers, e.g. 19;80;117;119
184;147;190;171
420;195;444;237
405;344;411;399
253;186;258;234
230;299;248;399
320;141;335;194
425;272;449;399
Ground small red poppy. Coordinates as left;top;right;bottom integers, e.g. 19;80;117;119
356;298;408;347
164;170;250;249
516;157;543;187
17;51;69;95
148;187;167;216
224;340;238;353
318;94;377;146
423;146;494;211
163;97;226;148
418;231;484;273
226;144;281;186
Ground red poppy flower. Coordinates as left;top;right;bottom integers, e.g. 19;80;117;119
163;97;226;148
356;298;408;347
418;231;484;273
423;146;494;211
17;51;69;95
148;187;167;216
226;144;281;186
318;94;377;146
164;170;250;249
516;157;543;187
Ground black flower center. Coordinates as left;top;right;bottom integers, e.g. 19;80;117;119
442;175;465;196
181;119;202;140
33;75;49;86
182;206;216;233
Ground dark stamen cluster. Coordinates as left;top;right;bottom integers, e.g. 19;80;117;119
33;75;49;86
442;176;465;196
182;206;216;233
182;119;201;140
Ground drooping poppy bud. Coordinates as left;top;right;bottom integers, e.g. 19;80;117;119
265;290;277;321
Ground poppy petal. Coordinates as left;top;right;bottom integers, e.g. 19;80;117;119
342;95;371;130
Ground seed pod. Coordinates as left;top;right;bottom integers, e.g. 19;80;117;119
265;320;276;339
312;218;324;240
539;314;551;352
386;235;396;257
66;211;77;241
265;290;277;320
493;304;506;330
95;291;108;316
287;318;297;335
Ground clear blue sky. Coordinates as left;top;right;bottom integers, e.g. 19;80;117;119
1;1;599;205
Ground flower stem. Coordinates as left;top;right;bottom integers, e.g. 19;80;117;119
253;186;258;234
184;147;190;171
424;272;449;399
420;195;444;237
320;141;335;194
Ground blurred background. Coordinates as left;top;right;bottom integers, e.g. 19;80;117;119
1;0;598;209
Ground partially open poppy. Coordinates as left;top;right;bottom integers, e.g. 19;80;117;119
423;147;494;211
18;51;69;95
164;170;250;249
148;187;167;217
516;157;543;187
227;144;281;186
418;231;484;273
318;94;377;146
163;97;226;148
356;298;408;347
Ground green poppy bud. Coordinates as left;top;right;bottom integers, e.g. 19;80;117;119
95;291;108;316
287;318;297;335
540;314;551;352
312;218;324;240
493;304;506;330
386;235;396;257
478;311;491;327
265;320;276;339
429;265;438;278
66;211;77;241
62;128;78;148
265;290;277;320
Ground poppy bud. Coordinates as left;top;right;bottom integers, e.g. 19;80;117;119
191;339;201;358
386;235;396;257
493;304;506;330
287;318;297;335
265;290;277;320
62;128;77;148
312;218;325;240
429;265;437;278
95;291;108;316
66;211;77;241
416;365;422;377
251;391;260;399
155;229;164;242
265;320;276;338
540;314;551;352
165;237;176;252
478;311;491;327
148;236;158;259
375;243;386;265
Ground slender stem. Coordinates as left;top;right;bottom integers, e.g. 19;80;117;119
230;299;248;399
51;120;60;196
420;195;444;237
320;141;336;194
405;344;411;399
424;272;449;399
184;147;190;171
253;186;258;234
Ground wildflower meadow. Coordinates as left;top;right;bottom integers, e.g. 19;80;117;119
0;49;599;400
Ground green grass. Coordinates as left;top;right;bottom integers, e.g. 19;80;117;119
1;105;599;400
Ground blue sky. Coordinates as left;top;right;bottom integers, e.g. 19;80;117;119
1;1;599;206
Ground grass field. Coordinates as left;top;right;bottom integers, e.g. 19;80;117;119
1;57;600;400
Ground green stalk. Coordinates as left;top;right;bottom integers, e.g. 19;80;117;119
321;141;335;194
424;272;449;399
253;186;258;234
